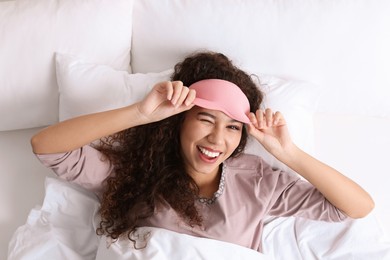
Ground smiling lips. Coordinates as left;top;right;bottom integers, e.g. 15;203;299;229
198;146;221;159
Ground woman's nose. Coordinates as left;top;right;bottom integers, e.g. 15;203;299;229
207;127;224;145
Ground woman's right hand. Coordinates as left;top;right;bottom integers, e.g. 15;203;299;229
136;81;196;123
31;81;196;154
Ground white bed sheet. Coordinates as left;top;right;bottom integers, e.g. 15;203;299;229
8;177;390;260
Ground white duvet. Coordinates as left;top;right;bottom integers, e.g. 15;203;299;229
8;177;390;260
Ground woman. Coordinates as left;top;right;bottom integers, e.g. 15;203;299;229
31;51;374;252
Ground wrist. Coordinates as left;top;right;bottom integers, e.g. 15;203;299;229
126;103;152;127
275;143;302;167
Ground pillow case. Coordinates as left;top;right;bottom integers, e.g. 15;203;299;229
56;53;319;171
56;53;172;121
245;73;319;172
0;0;133;131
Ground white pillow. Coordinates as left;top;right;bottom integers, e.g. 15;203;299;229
0;0;134;131
245;73;319;172
56;53;173;121
56;53;319;171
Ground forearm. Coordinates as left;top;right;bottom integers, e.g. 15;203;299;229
31;81;196;154
31;103;146;154
280;145;375;218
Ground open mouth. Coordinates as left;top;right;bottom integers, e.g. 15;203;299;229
197;146;221;159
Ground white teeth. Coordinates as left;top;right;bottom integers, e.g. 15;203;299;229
199;147;220;158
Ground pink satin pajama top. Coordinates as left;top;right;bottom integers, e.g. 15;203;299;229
36;145;348;252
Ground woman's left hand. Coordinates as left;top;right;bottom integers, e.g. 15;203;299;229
246;108;294;160
248;108;375;218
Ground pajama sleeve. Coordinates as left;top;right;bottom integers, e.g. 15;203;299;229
258;157;349;222
35;145;113;194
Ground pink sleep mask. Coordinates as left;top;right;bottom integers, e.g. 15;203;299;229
189;79;250;124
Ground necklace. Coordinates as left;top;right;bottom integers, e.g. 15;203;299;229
198;163;226;205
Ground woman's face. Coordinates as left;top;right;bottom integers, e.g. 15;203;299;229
180;106;243;179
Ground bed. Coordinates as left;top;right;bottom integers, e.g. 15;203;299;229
2;0;390;259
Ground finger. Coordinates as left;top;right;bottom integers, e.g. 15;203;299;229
163;81;174;101
265;108;273;127
248;112;257;124
247;122;265;142
170;81;184;105
256;109;264;129
272;111;282;125
174;89;196;113
184;89;196;106
247;112;258;128
273;111;284;125
175;86;190;107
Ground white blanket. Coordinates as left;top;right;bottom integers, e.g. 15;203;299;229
262;216;390;259
96;227;268;260
8;177;390;259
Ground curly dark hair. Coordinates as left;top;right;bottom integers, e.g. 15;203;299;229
96;51;263;244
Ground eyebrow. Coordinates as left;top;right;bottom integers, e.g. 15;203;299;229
197;112;241;124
